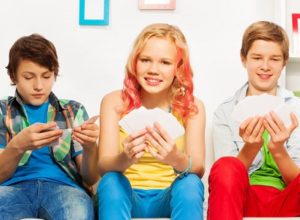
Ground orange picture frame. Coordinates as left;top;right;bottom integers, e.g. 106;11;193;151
138;0;176;10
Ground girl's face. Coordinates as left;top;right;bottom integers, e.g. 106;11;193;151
136;37;177;96
242;40;286;96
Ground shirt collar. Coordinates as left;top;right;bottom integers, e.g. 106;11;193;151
235;82;294;104
8;90;65;112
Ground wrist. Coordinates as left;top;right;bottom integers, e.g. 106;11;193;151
7;139;27;155
173;156;192;178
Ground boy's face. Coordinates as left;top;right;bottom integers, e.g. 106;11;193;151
14;59;55;106
241;40;286;96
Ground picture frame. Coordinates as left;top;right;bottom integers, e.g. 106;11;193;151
292;13;300;55
138;0;176;10
79;0;109;26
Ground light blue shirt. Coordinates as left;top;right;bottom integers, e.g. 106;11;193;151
213;82;300;174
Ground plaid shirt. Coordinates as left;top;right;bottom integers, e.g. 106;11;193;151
0;91;89;187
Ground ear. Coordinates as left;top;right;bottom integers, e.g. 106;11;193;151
10;75;17;85
240;53;246;68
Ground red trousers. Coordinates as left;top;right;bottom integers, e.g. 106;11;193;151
207;157;300;220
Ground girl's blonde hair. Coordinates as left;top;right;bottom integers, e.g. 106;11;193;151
122;23;197;119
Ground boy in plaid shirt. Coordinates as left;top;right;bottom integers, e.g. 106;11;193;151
0;34;99;220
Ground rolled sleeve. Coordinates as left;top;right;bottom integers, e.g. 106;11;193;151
0;109;7;148
213;105;239;160
71;104;89;157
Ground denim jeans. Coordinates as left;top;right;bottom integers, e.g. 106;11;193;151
0;180;94;220
97;172;204;220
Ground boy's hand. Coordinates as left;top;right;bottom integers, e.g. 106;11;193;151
239;116;265;148
263;111;298;152
72;119;99;150
8;122;63;153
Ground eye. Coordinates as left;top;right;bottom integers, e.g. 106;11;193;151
24;75;33;80
140;58;150;63
161;60;172;65
252;57;261;60
271;58;281;62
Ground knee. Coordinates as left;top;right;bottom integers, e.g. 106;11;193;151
172;174;204;202
209;156;248;189
97;172;131;202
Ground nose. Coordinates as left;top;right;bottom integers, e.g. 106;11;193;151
148;62;159;75
260;59;271;72
33;78;43;91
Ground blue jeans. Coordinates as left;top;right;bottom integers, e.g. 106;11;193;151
0;180;94;220
97;172;204;220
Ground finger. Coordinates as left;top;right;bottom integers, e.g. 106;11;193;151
263;118;276;137
153;122;172;143
37;129;63;140
84;115;99;124
33;122;58;132
264;113;280;134
244;116;260;136
240;117;253;131
252;117;264;137
124;129;147;144
73;131;97;144
79;123;99;131
126;135;146;153
72;135;84;144
288;112;299;133
32;135;61;148
146;125;168;147
148;145;164;161
145;134;166;155
269;111;285;131
73;129;99;139
133;151;145;159
130;143;147;158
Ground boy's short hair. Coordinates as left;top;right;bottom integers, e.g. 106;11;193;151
240;21;289;61
6;34;59;84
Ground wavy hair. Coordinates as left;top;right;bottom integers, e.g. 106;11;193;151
121;23;198;120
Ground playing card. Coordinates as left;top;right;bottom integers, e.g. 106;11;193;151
119;107;184;139
231;93;292;127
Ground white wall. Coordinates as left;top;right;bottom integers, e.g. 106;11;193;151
0;0;276;181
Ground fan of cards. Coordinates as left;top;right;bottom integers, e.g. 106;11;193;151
119;107;185;139
231;93;292;127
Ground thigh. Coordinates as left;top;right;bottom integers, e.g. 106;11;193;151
0;185;35;220
39;182;94;220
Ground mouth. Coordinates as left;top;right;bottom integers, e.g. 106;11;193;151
144;77;162;86
257;73;272;80
32;94;44;99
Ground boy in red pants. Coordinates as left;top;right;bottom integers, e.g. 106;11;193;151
208;21;300;219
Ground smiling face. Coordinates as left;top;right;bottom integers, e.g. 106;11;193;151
136;37;177;97
241;40;286;96
14;59;55;106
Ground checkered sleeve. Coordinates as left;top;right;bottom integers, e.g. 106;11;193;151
0;107;7;148
71;102;89;157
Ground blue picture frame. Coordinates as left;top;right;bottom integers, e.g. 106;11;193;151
79;0;109;25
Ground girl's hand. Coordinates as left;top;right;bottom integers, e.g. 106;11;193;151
122;129;148;163
145;122;181;166
239;116;265;148
73;122;99;150
263;111;298;152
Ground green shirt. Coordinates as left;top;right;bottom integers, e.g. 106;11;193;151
250;131;286;190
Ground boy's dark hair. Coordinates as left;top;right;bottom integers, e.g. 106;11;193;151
6;34;59;84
